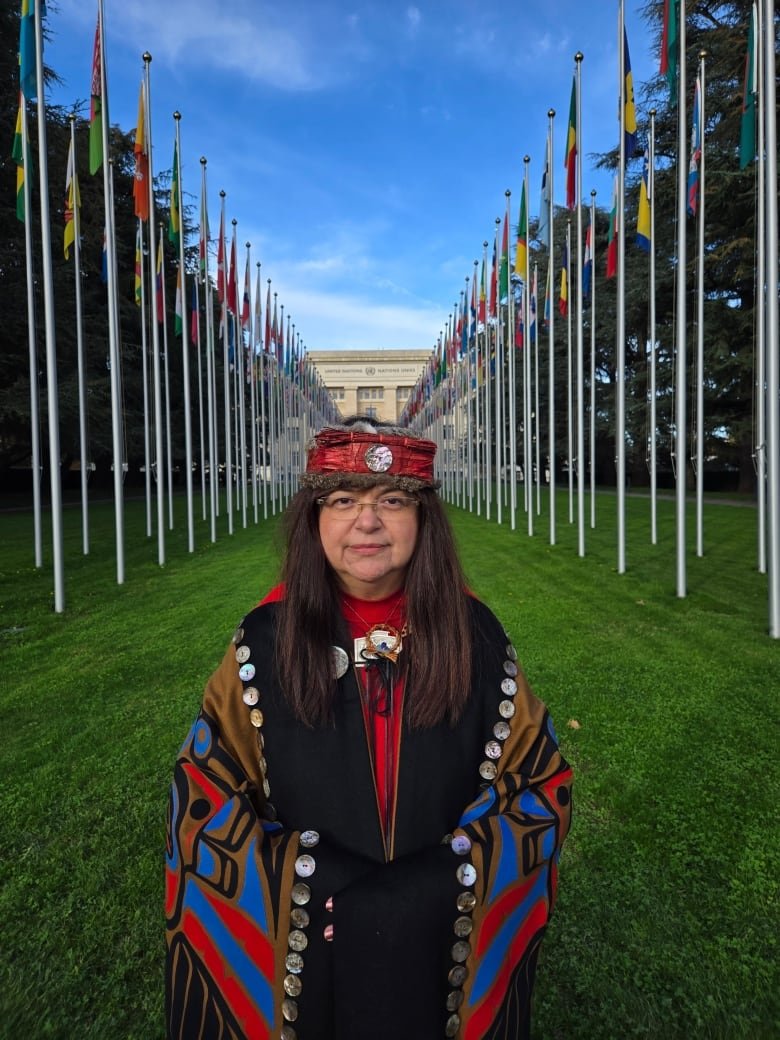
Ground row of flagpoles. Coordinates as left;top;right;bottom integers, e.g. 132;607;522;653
401;0;779;638
15;0;339;612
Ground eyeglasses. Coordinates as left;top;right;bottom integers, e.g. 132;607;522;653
316;494;420;520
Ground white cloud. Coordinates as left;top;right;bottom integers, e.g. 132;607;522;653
406;6;422;37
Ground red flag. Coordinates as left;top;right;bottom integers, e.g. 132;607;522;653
564;76;577;210
133;82;149;221
489;240;497;317
227;234;237;316
155;234;164;324
216;210;226;304
241;254;251;329
606;176;618;279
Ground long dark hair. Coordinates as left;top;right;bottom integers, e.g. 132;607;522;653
275;485;472;728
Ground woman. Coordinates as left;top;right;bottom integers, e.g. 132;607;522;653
165;418;572;1040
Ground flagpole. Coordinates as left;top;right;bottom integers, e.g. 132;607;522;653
674;5;688;598
589;189;597;529
649;111;658;544
763;0;779;636
534;264;541;516
505;189;517;531
33;0;64;611
616;4;628;574
694;53;706;558
65;116;89;555
248;249;258;525
20;98;42;568
158;226;174;531
143;53;165;566
258;267;268;520
98;8;124;583
574;51;585;556
200;158;217;542
547;110;556;545
754;0;766;574
219;192;234;533
483;241;492;521
493;219;503;525
173;113;194;552
566;219;573;525
473;260;481;516
522;164;533;536
138;221;152;537
194;276;206;522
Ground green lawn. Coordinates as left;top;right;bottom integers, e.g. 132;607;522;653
1;489;777;1039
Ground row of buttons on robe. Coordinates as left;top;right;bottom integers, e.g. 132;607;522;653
233;623;274;810
442;640;519;1037
280;829;321;1038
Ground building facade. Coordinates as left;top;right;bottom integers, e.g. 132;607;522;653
307;349;432;424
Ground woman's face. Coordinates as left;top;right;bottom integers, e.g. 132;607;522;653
317;486;420;600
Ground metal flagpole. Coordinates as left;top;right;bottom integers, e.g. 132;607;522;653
68;115;89;555
158;226;174;531
649;112;658;544
194;277;206;522
483;241;492;521
20;98;42;568
534;264;541;516
248;248;258;526
144;53;165;566
173;113;194;552
219;193;234;533
465;274;474;512
617;6;627;574
493;220;502;525
258;265;268;521
575;51;585;557
34;0;65;610
200;159;217;543
547;110;556;545
522;164;533;536
694;54;706;558
589;190;597;529
763;0;779;636
674;4;688;598
506;189;517;531
566;219;573;525
139;221;152;537
473;260;481;517
754;0;766;574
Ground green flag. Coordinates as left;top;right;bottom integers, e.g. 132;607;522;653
169;140;181;248
739;4;757;169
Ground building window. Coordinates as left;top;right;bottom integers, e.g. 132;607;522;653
331;387;346;400
396;386;411;403
358;387;384;401
365;406;378;419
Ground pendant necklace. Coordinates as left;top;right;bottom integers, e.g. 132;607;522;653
342;596;409;665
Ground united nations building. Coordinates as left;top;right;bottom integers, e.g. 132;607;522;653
307;349;432;424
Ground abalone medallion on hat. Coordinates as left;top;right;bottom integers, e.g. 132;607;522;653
364;444;393;472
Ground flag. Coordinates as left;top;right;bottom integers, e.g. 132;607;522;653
199;188;209;282
543;263;552;326
190;279;199;345
155;234;164;324
19;0;40;101
100;228;108;284
687;76;702;217
470;273;477;335
12;96;26;222
64;138;80;260
583;216;593;297
515;284;524;350
169;140;180;249
254;266;263;351
264;282;271;354
489;239;497;318
606;176;618;278
623;28;638;159
660;0;678;104
499;214;509;305
739;3;758;169
514;181;528;279
478;258;486;325
558;245;568;317
227;234;237;316
216;210;226;304
133;82;149;221
538;136;551;248
89;16;102;174
175;267;183;336
636;148;651;251
241;254;251;330
564;76;577;210
134;225;142;306
530;268;538;343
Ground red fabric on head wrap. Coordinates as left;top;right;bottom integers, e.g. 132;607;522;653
305;428;437;482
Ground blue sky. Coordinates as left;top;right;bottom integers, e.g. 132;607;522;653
45;0;659;353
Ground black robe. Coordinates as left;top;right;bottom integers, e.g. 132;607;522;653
165;596;572;1039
